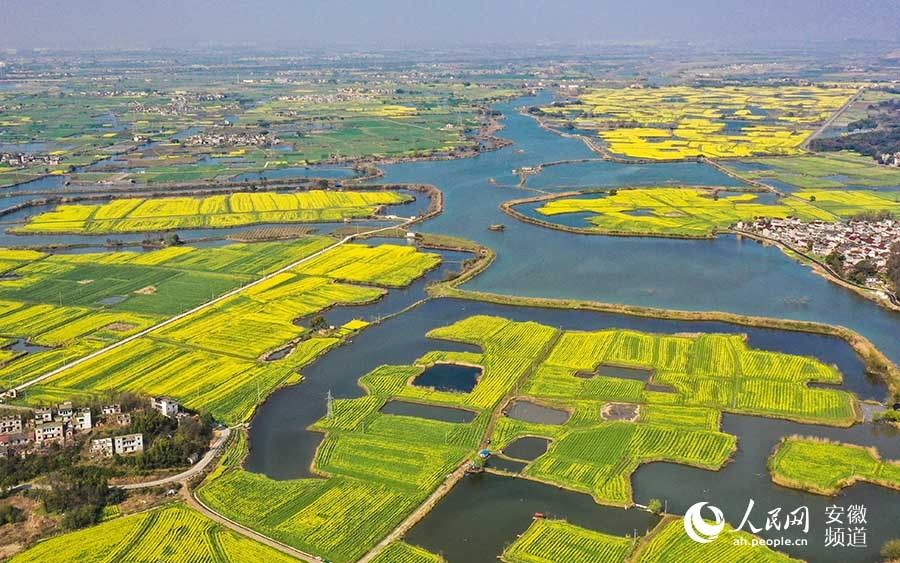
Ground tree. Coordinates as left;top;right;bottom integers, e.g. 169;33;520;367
849;259;877;284
309;315;328;331
647;498;663;514
60;504;100;531
887;242;900;291
881;539;900;562
43;466;112;514
825;250;845;273
0;504;24;526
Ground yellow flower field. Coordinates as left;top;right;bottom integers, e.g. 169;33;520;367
533;187;899;237
16;190;411;233
8;503;300;563
539;85;857;160
20;241;441;423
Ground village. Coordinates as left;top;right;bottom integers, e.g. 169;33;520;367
877;151;900;167
0;396;182;461
182;128;281;148
740;216;900;290
0;152;63;169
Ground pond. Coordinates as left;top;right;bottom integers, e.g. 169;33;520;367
486;457;527;474
502;436;551;461
578;363;654;381
412;362;482;393
405;473;659;563
381;400;476;423
505;399;570;424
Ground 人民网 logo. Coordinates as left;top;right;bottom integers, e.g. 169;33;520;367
684;502;726;543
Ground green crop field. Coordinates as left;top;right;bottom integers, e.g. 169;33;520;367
794;190;900;216
524;327;854;426
11;239;439;423
0;239;333;390
634;519;800;563
638;404;721;430
293;243;442;287
769;436;900;495
372;542;445;563
193;313;866;560
527;421;736;505
502;519;633;563
503;518;800;563
198;426;441;561
195;317;561;561
7;503;300;563
533;187;898;237
730;152;900;189
17;190;410;234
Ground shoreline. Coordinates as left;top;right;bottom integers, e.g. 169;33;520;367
423;237;900;400
499;189;900;313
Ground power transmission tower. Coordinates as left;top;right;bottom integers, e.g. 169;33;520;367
326;390;334;419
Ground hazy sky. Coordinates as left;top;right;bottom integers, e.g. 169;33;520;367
2;0;899;51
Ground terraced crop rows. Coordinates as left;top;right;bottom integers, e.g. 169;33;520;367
769;437;900;495
8;503;300;563
527;421;736;505
502;519;633;563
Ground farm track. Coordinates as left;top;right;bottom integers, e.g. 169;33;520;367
801;88;866;150
187;488;318;563
11;218;415;394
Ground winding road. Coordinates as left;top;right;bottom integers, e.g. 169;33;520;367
119;427;232;491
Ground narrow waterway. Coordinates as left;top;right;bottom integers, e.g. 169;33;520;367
376;93;900;366
4;92;898;562
247;297;899;562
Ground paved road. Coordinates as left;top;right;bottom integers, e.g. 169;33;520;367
801;88;865;150
11;219;413;394
119;427;231;490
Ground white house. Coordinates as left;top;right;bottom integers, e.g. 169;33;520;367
113;433;144;455
151;397;180;418
91;437;114;457
72;409;93;431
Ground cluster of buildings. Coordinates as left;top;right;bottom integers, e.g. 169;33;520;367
0;396;181;459
0;151;63;169
740;217;899;287
0;401;93;457
275;87;394;106
130;93;233;117
182;129;281;148
877;152;900;167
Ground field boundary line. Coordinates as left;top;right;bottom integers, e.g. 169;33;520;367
12;219;412;393
189;488;317;562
